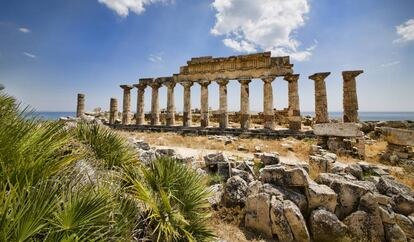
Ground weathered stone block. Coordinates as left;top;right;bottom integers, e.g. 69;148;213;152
313;123;363;137
380;127;414;146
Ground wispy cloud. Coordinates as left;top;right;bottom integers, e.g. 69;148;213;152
19;27;31;33
394;19;414;43
380;61;400;67
22;52;36;58
148;53;163;63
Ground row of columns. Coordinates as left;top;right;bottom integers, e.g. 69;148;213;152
115;76;301;129
308;70;363;124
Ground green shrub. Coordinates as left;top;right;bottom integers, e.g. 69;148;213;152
123;157;215;242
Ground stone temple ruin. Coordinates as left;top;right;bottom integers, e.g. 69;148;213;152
76;52;367;154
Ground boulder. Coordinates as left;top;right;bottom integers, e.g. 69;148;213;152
392;194;414;216
222;176;248;207
155;148;176;157
309;155;332;173
305;181;337;213
377;176;414;197
231;168;254;183
278;160;310;173
245;193;273;238
309;209;348;242
261;165;311;187
204;152;228;165
345;163;363;180
316;173;375;219
379;127;414;146
384;223;407;242
204;153;232;179
135;140;151;150
343;210;385;242
261;184;308;214
379;205;396;224
139;150;156;164
270;197;294;242
283;200;310;242
395;214;414;240
260;153;280;166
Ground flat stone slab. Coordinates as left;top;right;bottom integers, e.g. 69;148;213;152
313;123;363;137
379;127;414;146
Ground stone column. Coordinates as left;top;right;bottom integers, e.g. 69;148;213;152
284;74;301;116
76;93;85;118
149;82;161;125
164;81;176;126
217;79;229;129
239;79;251;129
109;98;118;124
309;73;330;124
199;80;211;128
262;77;275;129
181;81;193;127
120;85;133;125
133;83;146;125
342;70;363;123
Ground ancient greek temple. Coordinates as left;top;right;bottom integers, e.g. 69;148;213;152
77;52;363;134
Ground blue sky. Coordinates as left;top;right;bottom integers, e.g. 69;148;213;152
0;0;413;112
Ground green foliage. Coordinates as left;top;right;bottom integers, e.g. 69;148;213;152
207;173;224;185
75;122;137;168
123;157;215;242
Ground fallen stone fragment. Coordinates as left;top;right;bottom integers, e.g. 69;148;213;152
260;152;280;166
283;200;310;242
384;223;407;242
309;209;348;242
270;197;294;242
395;213;414;240
261;165;311;187
343;210;385;242
222;175;248;207
245;193;273;238
305;181;337;213
392;194;414;216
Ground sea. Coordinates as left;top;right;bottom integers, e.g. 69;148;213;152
31;111;414;121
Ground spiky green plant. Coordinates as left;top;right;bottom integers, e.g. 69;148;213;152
123;157;215;242
75;122;137;168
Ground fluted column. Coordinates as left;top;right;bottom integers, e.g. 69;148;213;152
217;79;229;129
109;98;118;124
76;93;85;118
164;81;176;126
133;83;146;125
120;85;133;125
239;79;251;129
149;82;161;125
181;81;193;127
199;80;211;128
262;76;275;129
309;72;330;124
342;70;363;123
284;74;301;116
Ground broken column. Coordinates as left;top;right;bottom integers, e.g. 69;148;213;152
284;74;302;131
262;76;275;130
164;81;176;126
133;82;146;125
181;81;193;127
342;70;363;123
217;79;229;129
76;93;85;118
239;79;251;129
120;85;133;125
199;80;211;128
149;81;161;125
309;72;330;124
109;98;118;124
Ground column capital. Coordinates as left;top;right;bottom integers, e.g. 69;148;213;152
261;76;276;83
120;84;133;90
342;70;363;80
238;79;251;85
198;80;211;87
284;74;300;82
216;79;229;86
148;80;162;89
308;72;331;82
133;83;147;91
180;80;194;88
163;80;176;89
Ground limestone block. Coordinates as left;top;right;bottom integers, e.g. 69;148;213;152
245;193;273;238
283;200;310;242
260;165;311;187
270;197;294;242
313;123;363;137
380;127;414;146
305;181;337;213
309;209;348;242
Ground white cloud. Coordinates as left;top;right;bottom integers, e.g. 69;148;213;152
381;61;400;67
19;27;31;33
148;53;163;63
98;0;173;17
22;52;36;58
394;19;414;43
211;0;314;61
